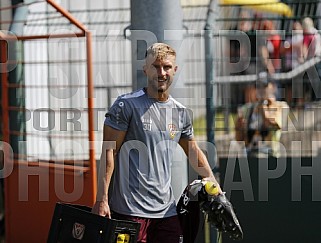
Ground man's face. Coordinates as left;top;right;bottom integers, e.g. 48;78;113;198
144;55;177;93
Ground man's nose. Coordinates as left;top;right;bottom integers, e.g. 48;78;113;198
157;67;166;76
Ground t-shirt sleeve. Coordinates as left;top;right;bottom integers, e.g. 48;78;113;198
181;108;194;139
104;97;131;131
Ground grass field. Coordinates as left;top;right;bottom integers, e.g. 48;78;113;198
193;112;237;137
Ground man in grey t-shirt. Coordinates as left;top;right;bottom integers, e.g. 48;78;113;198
92;43;222;243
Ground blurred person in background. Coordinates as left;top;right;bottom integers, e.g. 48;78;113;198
302;17;321;101
229;10;253;106
239;11;265;104
235;72;289;157
261;20;282;75
282;21;304;107
283;21;304;72
302;17;321;59
260;20;282;100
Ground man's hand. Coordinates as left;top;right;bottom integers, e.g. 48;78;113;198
92;200;111;218
202;177;223;194
177;180;243;241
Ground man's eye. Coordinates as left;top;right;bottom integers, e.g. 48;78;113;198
150;64;172;71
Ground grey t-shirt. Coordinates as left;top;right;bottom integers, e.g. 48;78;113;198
105;88;193;218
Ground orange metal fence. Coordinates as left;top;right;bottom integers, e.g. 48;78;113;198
0;1;96;242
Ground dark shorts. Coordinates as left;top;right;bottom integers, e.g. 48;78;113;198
111;211;183;243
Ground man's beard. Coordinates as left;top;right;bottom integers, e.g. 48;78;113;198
156;77;172;93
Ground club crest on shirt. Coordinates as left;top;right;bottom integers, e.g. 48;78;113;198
168;124;177;139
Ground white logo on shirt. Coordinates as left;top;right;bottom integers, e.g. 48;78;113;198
142;118;152;131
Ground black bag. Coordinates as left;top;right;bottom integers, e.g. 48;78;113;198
47;202;140;243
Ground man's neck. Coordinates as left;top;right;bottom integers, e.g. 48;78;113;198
146;87;169;102
157;92;169;102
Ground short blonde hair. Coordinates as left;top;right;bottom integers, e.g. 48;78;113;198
145;43;176;60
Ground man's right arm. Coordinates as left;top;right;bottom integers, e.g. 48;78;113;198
92;124;126;218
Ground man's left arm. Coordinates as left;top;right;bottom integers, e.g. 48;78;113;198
179;137;222;193
178;138;244;241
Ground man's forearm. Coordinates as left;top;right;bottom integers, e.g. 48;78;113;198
96;149;114;202
188;141;216;179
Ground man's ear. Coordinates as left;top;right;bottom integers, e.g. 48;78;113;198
143;65;147;75
174;65;178;73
